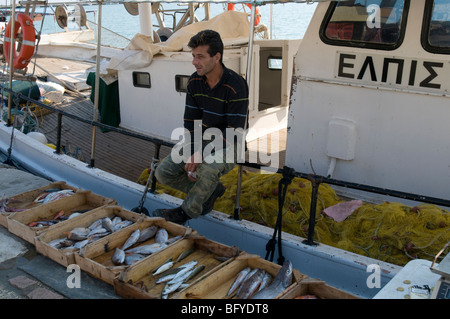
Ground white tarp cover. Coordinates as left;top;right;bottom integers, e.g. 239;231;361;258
106;10;249;75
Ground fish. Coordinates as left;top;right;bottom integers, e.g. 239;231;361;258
113;220;133;231
48;238;66;248
42;189;75;204
88;219;103;230
87;227;109;237
112;248;125;265
251;260;293;299
183;265;205;283
136;225;158;243
73;239;89;249
102;217;115;233
166;235;182;245
237;268;258;296
122;229;140;250
125;253;146;265
153;260;174;276
257;271;273;292
125;243;163;255
66;227;90;241
155;228;169;245
237;269;265;299
161;264;203;298
68;212;82;220
176;247;195;262
111;216;122;225
227;267;251;297
167;261;198;285
156;272;178;284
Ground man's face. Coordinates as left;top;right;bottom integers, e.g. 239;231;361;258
191;45;220;76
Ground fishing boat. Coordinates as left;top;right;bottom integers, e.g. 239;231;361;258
0;0;449;299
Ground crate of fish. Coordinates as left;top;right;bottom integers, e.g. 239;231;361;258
177;254;306;299
114;235;241;299
35;205;143;267
7;190;116;244
74;217;192;285
0;181;78;228
278;278;360;299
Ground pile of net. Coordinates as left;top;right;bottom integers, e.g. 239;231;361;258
139;167;450;266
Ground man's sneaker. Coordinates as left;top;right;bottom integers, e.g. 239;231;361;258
152;206;191;225
201;182;226;215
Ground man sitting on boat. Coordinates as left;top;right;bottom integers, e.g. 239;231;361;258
152;29;249;224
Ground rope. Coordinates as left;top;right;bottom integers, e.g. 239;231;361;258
265;166;294;265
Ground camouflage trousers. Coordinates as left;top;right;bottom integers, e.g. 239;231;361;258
154;145;237;218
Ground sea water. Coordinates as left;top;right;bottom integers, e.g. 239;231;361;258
32;2;317;48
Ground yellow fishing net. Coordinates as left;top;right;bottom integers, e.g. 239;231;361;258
139;167;450;266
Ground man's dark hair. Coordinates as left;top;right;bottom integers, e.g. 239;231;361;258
188;29;224;64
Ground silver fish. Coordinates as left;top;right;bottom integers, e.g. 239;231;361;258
114;220;133;231
125;243;163;255
153;260;174;276
102;217;115;233
112;248;125;265
166;235;182;245
87;227;108;237
237;269;265;299
251;260;293;299
183;265;205;283
168;261;198;285
227;267;251;297
122;229;140;250
73;239;89;249
162;264;203;297
257;271;273;292
88;219;103;230
42;189;74;204
111;216;122;225
176;247;195;262
155;228;169;245
48;238;65;248
237;268;258;296
137;225;158;243
125;253;146;265
156;273;178;284
66;227;90;241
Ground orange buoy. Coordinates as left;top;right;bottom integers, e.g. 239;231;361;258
227;3;261;26
4;13;36;69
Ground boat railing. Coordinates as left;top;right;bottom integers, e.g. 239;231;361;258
2;85;450;259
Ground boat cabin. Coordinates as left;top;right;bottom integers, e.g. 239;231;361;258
285;0;450;201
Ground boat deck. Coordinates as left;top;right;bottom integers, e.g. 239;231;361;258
29;57;286;185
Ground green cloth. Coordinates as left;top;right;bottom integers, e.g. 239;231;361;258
86;72;120;132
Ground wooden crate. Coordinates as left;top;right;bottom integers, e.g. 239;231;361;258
35;205;143;267
177;254;306;299
114;236;241;299
7;190;116;244
0;181;78;228
279;278;360;299
74;218;193;285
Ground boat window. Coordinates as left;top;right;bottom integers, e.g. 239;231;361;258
267;56;282;70
132;72;151;88
175;75;190;93
320;0;409;50
422;0;450;54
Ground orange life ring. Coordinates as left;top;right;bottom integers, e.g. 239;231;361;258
3;13;36;70
227;3;261;26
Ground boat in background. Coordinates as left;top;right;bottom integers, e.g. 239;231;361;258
1;0;450;299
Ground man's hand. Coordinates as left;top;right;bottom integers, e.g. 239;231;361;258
185;152;201;181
